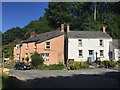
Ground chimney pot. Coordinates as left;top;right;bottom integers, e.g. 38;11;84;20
61;24;64;32
30;31;36;37
67;24;70;32
102;23;106;33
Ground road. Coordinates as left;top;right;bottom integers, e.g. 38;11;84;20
9;69;119;88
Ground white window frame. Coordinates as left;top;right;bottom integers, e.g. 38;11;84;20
99;40;104;47
16;54;20;60
16;44;20;50
100;50;104;57
26;43;28;50
78;39;82;47
78;50;83;57
41;53;49;61
45;42;50;49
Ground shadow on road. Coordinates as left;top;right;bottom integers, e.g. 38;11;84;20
2;71;120;88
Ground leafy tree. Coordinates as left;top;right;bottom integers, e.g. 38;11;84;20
31;52;44;69
25;57;29;63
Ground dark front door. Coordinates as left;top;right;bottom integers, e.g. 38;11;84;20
89;50;94;62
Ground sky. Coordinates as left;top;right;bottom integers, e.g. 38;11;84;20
2;2;48;32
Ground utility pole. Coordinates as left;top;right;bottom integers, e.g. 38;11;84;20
2;52;4;73
94;3;97;21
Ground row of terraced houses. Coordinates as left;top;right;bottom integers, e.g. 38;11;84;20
14;24;120;65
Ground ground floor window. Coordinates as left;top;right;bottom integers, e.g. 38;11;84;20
16;54;20;60
79;50;83;57
100;50;104;57
41;53;49;61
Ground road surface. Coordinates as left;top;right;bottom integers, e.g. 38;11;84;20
9;68;119;88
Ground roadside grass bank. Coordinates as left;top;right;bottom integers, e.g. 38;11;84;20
2;73;28;89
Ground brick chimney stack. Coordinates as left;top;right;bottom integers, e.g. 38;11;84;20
30;31;36;37
102;23;106;33
67;24;70;32
61;24;64;32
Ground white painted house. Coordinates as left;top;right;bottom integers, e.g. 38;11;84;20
67;30;113;62
110;39;120;61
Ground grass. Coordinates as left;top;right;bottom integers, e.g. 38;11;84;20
2;73;28;89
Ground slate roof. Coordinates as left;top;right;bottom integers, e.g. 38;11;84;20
67;31;112;39
22;30;64;43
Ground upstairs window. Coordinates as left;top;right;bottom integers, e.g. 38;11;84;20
100;50;104;57
16;44;20;50
78;39;82;47
45;42;50;49
99;40;104;46
79;50;83;57
26;43;28;50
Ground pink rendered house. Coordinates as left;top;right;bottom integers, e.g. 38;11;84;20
14;29;66;65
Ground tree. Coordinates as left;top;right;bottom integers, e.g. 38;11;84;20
31;52;44;69
25;57;29;63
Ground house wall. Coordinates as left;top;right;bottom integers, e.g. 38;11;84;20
68;38;112;61
14;47;20;61
109;42;119;61
20;42;36;62
36;35;64;65
114;49;120;61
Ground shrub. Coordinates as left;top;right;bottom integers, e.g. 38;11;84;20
86;59;92;65
109;60;117;67
38;64;48;70
69;61;89;70
101;60;110;68
25;57;29;63
48;64;65;70
7;60;15;69
31;52;44;69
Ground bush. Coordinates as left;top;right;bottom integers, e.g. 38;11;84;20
7;60;15;69
38;64;48;70
31;52;44;69
109;60;117;67
69;61;89;70
48;64;65;70
117;60;120;69
86;59;92;65
25;57;29;63
101;60;110;68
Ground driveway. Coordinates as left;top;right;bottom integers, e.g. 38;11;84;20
9;69;119;88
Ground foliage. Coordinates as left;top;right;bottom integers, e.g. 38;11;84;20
100;60;118;68
2;73;27;88
31;52;44;69
25;57;29;63
37;64;48;70
101;60;110;68
109;60;117;67
36;63;65;70
48;64;65;70
86;58;92;65
2;27;24;45
7;60;15;69
69;61;89;70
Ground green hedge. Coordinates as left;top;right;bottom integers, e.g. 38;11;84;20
99;60;118;68
37;64;65;70
69;61;89;70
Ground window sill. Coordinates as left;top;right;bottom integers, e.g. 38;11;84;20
99;46;104;47
78;56;83;58
100;56;104;58
44;48;50;50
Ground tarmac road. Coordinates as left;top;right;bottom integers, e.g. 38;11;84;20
9;68;119;88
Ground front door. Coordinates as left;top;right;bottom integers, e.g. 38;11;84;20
89;50;94;62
